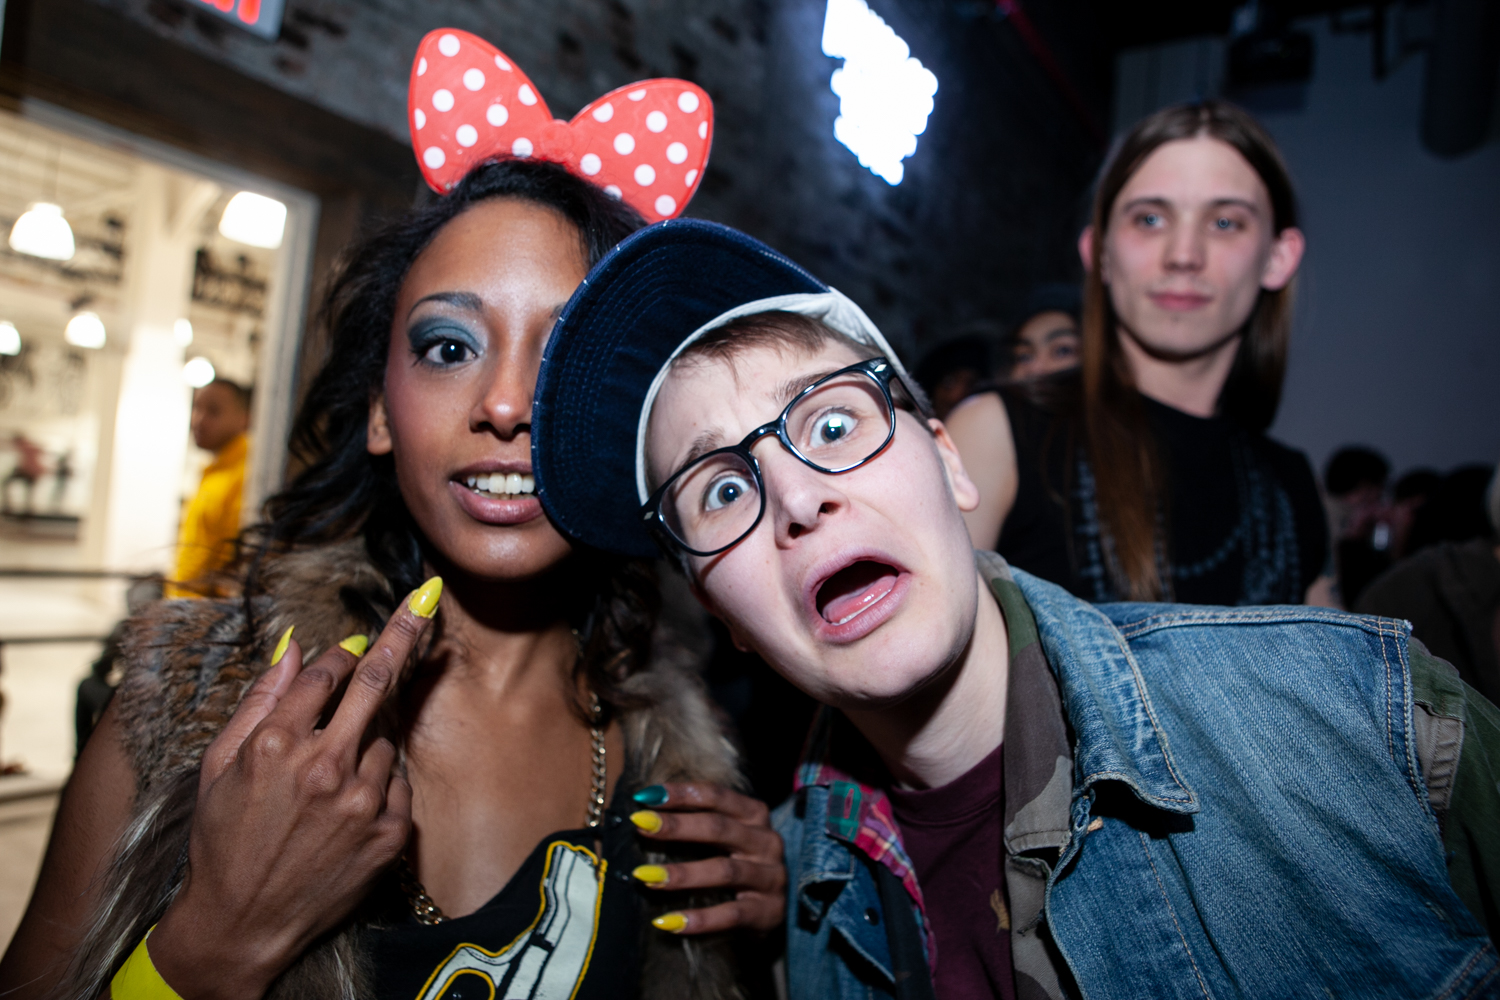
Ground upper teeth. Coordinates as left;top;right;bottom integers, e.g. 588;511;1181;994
465;473;535;495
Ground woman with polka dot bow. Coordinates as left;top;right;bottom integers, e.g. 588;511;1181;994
0;42;778;1000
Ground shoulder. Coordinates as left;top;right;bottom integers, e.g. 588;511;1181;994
1103;603;1428;727
945;388;1012;444
1249;431;1319;488
1103;600;1406;648
1357;546;1450;611
114;540;386;783
113;596;261;783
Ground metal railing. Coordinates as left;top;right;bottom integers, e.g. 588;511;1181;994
0;568;143;773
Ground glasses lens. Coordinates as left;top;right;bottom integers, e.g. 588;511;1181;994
785;371;893;472
663;450;763;553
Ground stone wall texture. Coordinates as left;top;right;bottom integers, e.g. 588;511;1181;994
93;0;1108;358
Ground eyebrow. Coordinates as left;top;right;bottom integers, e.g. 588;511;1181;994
667;365;856;473
1044;326;1078;343
679;429;727;469
1120;196;1261;215
407;290;484;319
773;367;844;407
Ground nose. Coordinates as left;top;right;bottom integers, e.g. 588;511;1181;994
472;341;538;440
759;443;849;545
1163;216;1206;273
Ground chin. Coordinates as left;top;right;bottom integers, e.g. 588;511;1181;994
1134;314;1240;357
806;621;963;710
424;513;576;583
815;658;951;712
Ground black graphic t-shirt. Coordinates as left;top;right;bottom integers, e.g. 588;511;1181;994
370;794;645;1000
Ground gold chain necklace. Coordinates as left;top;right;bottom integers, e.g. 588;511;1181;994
399;692;606;925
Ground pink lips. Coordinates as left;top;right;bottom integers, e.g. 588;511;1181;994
806;552;911;643
1149;291;1211;311
448;479;544;526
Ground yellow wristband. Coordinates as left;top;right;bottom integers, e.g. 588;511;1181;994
110;926;183;1000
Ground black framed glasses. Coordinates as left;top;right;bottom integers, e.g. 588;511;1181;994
641;357;907;556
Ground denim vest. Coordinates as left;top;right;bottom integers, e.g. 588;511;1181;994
774;564;1500;1000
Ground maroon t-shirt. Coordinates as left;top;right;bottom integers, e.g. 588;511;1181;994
887;742;1014;1000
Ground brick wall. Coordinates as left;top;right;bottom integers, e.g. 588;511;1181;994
94;0;1105;358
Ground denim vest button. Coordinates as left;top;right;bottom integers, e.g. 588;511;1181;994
864;908;880;926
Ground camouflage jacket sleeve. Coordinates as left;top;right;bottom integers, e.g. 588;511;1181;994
1409;637;1500;940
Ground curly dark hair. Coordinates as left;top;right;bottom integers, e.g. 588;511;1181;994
243;158;655;716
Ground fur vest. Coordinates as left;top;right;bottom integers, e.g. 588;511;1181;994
60;541;745;1000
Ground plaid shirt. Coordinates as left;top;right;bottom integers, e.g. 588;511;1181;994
793;706;933;956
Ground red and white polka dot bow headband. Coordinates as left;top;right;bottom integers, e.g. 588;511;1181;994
408;29;713;222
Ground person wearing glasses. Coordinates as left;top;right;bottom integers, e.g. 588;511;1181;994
531;219;1500;1000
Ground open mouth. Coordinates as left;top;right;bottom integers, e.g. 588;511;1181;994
815;560;901;627
462;472;535;500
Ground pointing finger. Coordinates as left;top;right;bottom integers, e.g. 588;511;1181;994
325;577;441;748
265;632;367;734
201;627;301;786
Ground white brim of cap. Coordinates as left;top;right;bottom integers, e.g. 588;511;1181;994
634;289;911;503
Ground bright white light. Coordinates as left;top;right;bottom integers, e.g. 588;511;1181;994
174;318;194;347
821;0;938;185
183;356;216;388
65;311;106;349
9;202;76;261
219;192;287;249
0;321;19;356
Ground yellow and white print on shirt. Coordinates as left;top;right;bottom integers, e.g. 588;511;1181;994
414;841;605;1000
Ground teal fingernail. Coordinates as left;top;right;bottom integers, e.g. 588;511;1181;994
632;785;668;806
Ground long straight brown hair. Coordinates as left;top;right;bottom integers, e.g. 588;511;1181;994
1081;100;1299;600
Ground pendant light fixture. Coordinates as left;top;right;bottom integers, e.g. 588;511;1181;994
65;310;106;349
9;203;76;261
183;356;216;388
219;191;287;249
10;147;77;261
0;321;20;356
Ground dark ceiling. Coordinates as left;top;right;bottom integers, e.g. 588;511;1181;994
1087;0;1405;51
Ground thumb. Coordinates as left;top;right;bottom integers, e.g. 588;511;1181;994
200;628;301;788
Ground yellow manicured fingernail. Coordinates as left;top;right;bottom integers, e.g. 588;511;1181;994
652;912;687;933
633;865;669;885
630;810;663;833
408;577;443;618
338;634;369;656
271;626;294;665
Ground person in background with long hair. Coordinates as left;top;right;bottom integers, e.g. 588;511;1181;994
948;100;1327;605
0;31;780;1000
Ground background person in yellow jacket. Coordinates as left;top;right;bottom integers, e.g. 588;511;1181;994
168;378;250;597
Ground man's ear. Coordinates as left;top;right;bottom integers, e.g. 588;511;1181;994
1079;223;1114;286
929;418;981;513
368;394;393;455
1078;225;1097;277
1261;226;1305;291
688;577;754;653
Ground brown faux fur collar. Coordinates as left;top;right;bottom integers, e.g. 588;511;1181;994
60;541;745;1000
